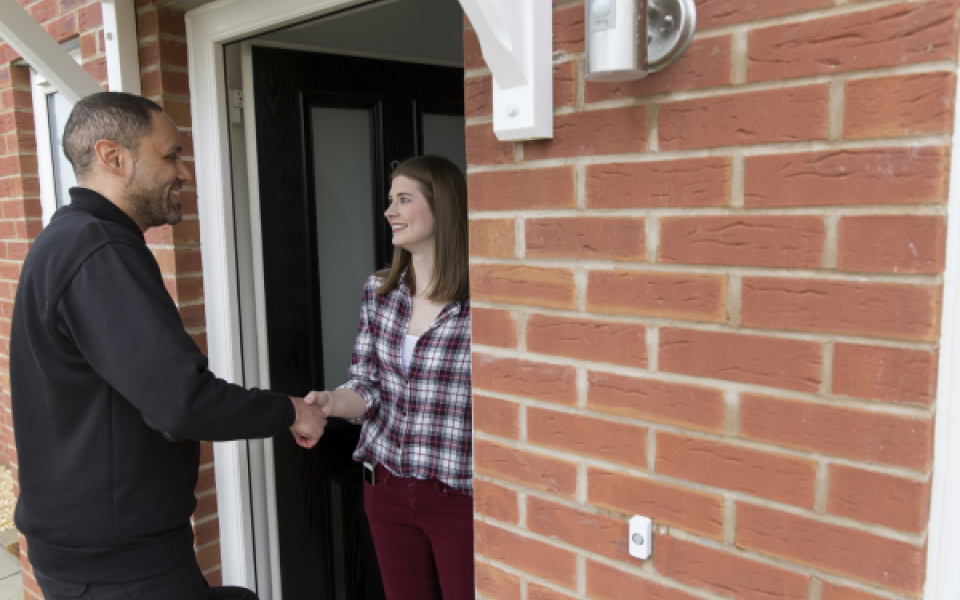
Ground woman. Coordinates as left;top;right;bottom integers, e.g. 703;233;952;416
306;155;473;600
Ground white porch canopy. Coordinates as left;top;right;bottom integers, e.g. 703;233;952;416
0;0;550;140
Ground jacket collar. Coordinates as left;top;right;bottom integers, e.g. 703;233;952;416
68;187;144;239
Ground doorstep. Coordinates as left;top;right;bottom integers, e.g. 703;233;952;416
0;527;21;600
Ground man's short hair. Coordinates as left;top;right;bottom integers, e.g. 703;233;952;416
62;92;164;180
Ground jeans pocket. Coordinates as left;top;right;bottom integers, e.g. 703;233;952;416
35;571;90;599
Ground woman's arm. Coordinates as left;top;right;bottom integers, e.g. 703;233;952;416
305;388;367;420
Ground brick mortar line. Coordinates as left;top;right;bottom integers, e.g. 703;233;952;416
722;495;736;543
161;270;204;278
194;487;216;500
810;578;825;600
661;526;918;600
465;136;952;173
476;406;933;482
576;554;587;595
828;80;846;141
138;64;190;75
473;448;926;544
687;0;940;40
172;299;207;308
137;33;188;44
548;61;957;109
472;353;934;418
465;115;493;126
814;461;830;513
477;538;740;600
152;92;192;102
148;243;203;252
478;345;936;419
469;257;945;285
475;417;930;489
472;311;941;356
478;513;918;600
463;67;491;79
474;556;590;600
192;513;219;526
469;206;948;220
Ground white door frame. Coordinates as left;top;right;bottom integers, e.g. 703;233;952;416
186;0;378;593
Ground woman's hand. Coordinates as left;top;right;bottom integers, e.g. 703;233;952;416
305;388;368;420
305;390;335;417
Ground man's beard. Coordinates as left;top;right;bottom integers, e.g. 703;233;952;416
125;161;183;229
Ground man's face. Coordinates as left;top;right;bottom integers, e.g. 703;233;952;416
124;112;192;229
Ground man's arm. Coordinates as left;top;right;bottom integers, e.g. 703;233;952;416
58;242;313;442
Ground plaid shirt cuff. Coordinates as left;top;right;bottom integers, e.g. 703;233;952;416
338;380;380;424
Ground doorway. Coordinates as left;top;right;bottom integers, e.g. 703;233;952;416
220;1;467;597
252;46;465;599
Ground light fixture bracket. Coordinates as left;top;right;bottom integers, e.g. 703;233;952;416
460;0;553;141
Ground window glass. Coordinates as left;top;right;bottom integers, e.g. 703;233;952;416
311;106;377;389
46;92;77;209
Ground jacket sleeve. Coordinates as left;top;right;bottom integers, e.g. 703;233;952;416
337;277;382;422
55;242;296;441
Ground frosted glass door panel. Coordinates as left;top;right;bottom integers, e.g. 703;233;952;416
422;113;466;174
312;106;377;389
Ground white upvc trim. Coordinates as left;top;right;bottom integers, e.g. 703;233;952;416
186;7;254;589
459;0;552;140
30;49;82;226
0;0;101;104
32;72;58;227
239;41;284;600
924;66;960;600
101;0;143;95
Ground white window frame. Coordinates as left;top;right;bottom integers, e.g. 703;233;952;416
30;48;81;226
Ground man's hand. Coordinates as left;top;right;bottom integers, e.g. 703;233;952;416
289;396;328;449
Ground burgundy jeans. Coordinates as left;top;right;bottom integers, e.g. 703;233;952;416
364;465;475;600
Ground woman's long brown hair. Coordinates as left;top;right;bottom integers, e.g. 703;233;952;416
376;155;469;302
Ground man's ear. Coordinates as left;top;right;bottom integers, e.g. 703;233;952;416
92;139;129;178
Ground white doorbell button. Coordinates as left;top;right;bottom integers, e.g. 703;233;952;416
629;515;652;559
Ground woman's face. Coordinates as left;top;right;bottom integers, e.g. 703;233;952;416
385;175;436;254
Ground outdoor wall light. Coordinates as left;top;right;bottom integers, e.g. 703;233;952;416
586;0;696;82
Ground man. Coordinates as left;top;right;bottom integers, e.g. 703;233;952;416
10;92;326;599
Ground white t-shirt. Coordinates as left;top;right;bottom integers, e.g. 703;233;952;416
402;334;419;376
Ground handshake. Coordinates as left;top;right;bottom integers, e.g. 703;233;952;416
288;395;330;449
288;390;363;448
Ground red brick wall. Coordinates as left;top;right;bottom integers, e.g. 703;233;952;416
0;1;220;597
467;1;956;599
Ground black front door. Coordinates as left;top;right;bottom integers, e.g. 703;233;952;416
251;45;465;599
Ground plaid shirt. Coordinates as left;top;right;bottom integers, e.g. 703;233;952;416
339;274;473;494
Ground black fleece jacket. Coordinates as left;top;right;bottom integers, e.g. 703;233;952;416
10;188;295;583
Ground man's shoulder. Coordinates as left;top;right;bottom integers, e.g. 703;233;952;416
33;206;143;260
22;208;150;296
